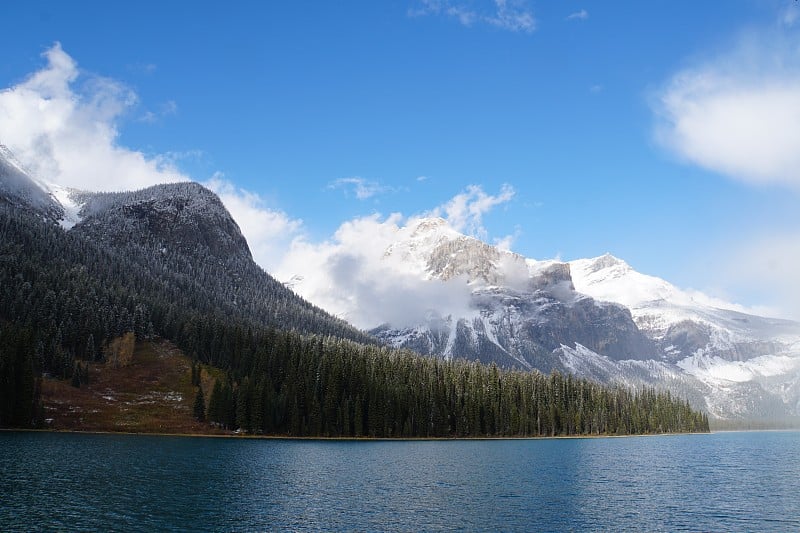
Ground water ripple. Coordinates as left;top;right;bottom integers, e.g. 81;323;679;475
1;431;799;531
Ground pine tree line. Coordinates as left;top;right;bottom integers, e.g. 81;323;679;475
188;328;708;437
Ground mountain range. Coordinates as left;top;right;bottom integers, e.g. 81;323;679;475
365;217;800;421
2;144;795;423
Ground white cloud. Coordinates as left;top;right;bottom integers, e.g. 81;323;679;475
275;185;515;329
0;43;303;278
205;175;304;272
274;213;473;329
567;9;588;21
653;32;800;188
493;225;520;252
0;42;188;191
140;99;178;123
487;0;536;32
429;183;514;239
409;0;535;33
329;176;393;200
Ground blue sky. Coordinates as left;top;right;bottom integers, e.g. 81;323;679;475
2;0;800;321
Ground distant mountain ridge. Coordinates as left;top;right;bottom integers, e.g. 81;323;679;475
368;217;800;421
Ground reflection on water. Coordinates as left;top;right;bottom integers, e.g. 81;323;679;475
1;431;799;531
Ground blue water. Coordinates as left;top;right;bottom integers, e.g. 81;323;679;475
1;431;798;531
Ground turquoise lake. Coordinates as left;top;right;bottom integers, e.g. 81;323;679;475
1;431;799;531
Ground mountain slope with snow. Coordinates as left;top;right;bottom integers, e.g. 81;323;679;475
369;220;800;421
373;218;657;367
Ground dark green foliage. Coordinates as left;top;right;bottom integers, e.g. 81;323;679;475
207;379;225;427
0;324;42;427
186;326;708;437
193;386;206;422
191;362;201;387
71;362;81;388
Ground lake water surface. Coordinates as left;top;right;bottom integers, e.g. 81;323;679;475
1;431;798;531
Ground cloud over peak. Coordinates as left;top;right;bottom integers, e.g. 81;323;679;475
275;184;517;329
0;42;184;192
0;43;303;274
429;183;515;239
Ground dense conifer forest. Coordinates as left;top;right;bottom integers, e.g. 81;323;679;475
0;197;709;435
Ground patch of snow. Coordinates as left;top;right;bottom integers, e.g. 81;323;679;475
47;183;84;229
678;352;800;384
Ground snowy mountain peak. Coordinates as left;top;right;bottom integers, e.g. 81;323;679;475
586;253;630;273
570;254;635;285
410;216;452;237
570;255;673;308
383;217;538;287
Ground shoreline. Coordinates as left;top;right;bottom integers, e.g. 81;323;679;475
0;427;713;441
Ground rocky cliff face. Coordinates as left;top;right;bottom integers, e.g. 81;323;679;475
373;218;658;372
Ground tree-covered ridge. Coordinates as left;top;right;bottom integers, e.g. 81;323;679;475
0;191;708;435
70;183;375;345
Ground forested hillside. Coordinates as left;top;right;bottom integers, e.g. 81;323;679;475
0;172;708;435
190;327;708;437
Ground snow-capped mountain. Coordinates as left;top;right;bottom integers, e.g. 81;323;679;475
372;218;800;421
373;218;656;369
569;254;800;419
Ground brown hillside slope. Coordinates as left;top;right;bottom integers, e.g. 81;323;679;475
41;340;226;434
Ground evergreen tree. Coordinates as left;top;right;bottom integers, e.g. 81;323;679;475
207;379;224;426
193;386;206;422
